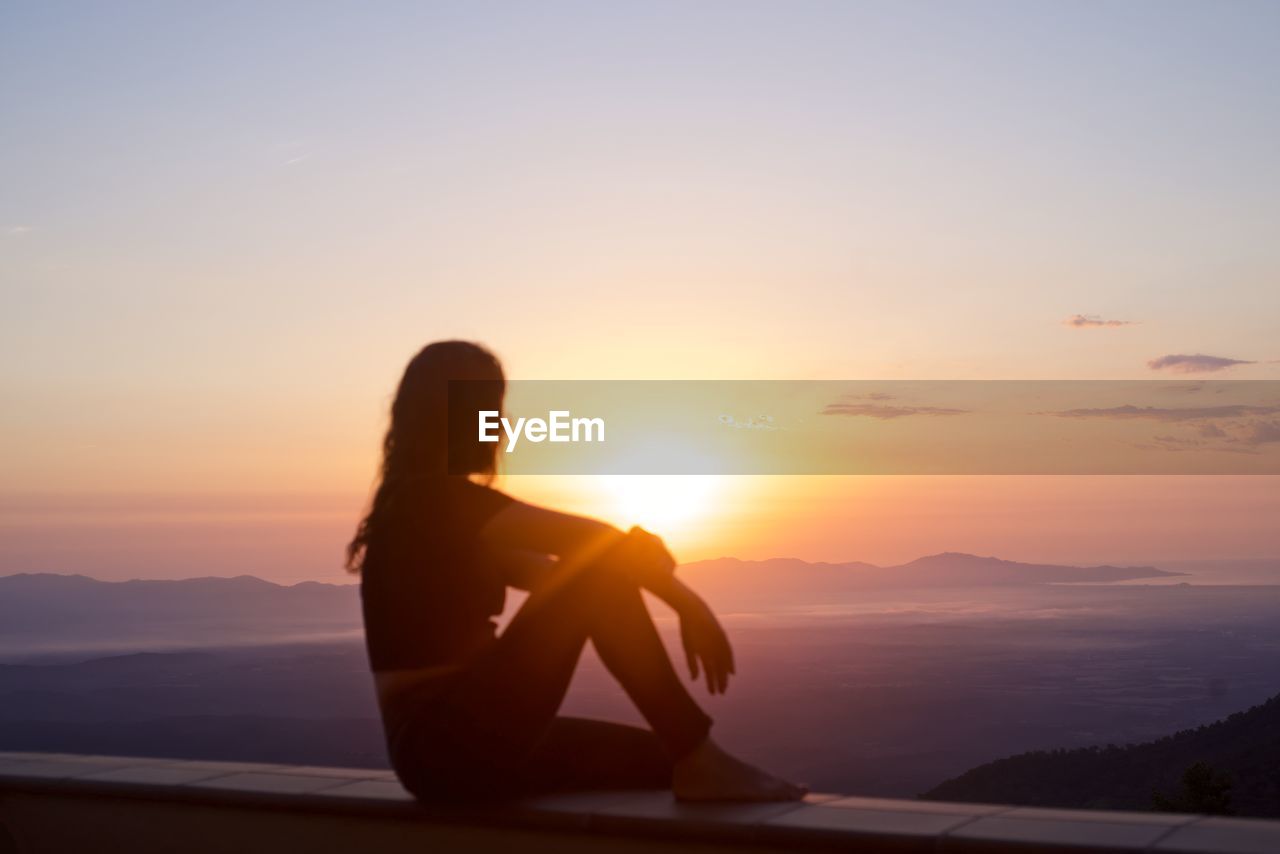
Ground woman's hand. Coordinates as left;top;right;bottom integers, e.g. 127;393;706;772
678;592;736;695
624;525;676;579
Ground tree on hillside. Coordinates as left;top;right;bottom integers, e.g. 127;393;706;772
1152;762;1234;816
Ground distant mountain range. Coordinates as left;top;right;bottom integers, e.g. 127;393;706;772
0;553;1183;658
0;573;361;658
924;692;1280;817
683;552;1183;586
679;552;1185;611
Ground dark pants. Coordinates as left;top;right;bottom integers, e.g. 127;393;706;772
385;557;713;801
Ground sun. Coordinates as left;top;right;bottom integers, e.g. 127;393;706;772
597;475;723;536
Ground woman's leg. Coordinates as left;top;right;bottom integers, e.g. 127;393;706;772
565;564;712;759
410;558;711;795
513;716;673;793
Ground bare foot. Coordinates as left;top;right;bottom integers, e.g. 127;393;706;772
672;738;808;802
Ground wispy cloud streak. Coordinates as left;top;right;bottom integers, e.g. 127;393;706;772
1147;353;1254;373
1042;404;1280;422
822;403;969;419
1063;314;1135;328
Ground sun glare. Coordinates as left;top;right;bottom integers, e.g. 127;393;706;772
598;475;722;535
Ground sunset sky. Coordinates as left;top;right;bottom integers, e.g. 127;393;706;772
3;2;1278;582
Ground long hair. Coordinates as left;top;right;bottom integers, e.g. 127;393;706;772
345;340;505;573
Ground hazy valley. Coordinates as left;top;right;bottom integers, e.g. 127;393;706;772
3;554;1280;812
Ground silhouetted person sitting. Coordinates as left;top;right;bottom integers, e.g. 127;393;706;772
347;340;805;802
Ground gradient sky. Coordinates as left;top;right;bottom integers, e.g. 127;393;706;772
2;2;1278;581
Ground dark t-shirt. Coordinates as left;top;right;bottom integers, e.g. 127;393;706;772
359;477;515;671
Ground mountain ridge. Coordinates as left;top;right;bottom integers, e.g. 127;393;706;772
678;552;1185;594
0;552;1185;590
0;555;1187;594
0;571;353;591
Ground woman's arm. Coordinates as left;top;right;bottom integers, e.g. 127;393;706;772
479;499;625;560
479;497;735;693
479;499;682;604
477;543;558;592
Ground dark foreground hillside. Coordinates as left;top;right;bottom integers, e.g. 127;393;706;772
924;693;1280;817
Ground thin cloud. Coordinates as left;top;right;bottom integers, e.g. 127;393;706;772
1135;438;1260;456
718;414;777;431
3;225;32;237
1159;383;1229;396
1147;353;1254;373
1238;420;1280;446
1063;314;1135;328
1042;404;1280;422
822;403;969;419
1149;435;1204;451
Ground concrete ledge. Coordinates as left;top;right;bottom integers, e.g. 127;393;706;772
2;752;1279;853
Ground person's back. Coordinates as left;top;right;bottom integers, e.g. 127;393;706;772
360;477;511;672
